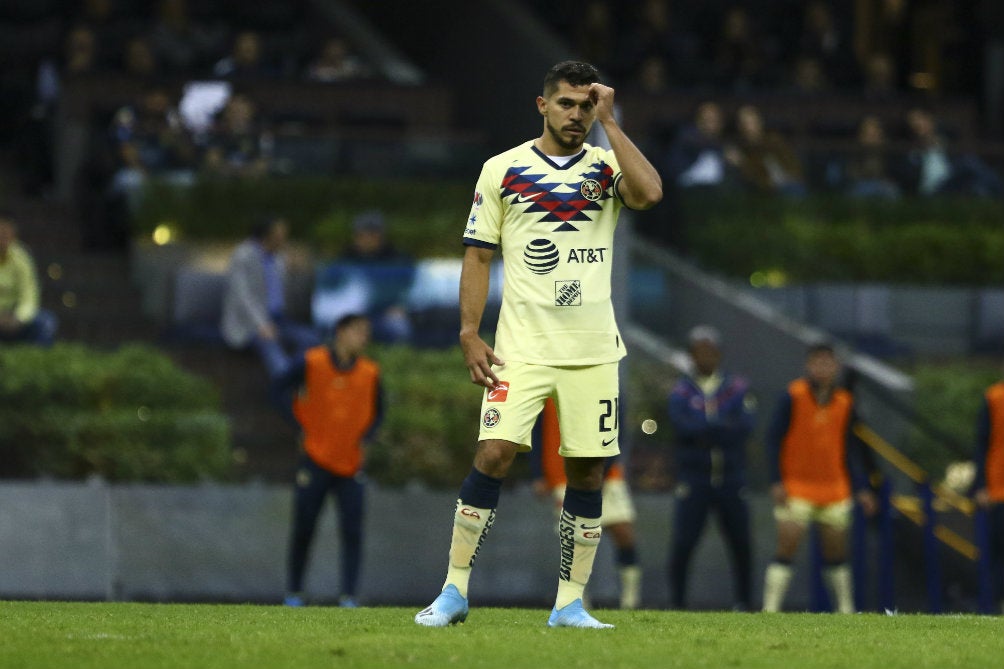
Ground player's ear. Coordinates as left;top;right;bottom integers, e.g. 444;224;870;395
536;96;547;116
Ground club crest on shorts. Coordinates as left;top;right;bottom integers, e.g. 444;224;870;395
482;407;501;428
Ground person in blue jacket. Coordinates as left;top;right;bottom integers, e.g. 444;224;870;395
667;325;756;610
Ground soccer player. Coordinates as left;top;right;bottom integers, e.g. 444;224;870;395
667;325;755;610
273;313;383;608
414;60;662;628
973;376;1004;613
531;398;642;610
761;341;877;613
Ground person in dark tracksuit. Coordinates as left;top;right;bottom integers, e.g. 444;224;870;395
667;325;756;610
273;313;383;608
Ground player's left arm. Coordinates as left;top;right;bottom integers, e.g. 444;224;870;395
589;83;662;210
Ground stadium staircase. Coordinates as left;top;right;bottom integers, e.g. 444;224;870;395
623;237;994;614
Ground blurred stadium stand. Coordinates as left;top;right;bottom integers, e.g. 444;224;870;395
0;0;1002;484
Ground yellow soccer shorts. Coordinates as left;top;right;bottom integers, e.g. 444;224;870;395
774;496;853;530
477;360;621;458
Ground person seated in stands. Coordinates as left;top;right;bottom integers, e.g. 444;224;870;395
221;215;320;378
843;115;901;200
148;0;225;76
725;105;807;197
0;213;58;347
860;53;898;102
121;36;161;80
212;30;276;80
200;93;271;178
304;36;369;83
664;101;734;191
797;0;858;89
108;85;196;211
335;210;414;344
904;108;1003;198
711;6;771;91
313;211;415;345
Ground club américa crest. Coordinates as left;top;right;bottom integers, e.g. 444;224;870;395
482;407;501;428
580;178;602;201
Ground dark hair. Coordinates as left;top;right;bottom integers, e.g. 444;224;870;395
334;313;368;333
806;340;836;356
250;214;284;240
543;61;599;97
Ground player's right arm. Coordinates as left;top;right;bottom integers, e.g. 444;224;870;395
459;244;503;388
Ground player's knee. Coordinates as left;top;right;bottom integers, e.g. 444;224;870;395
473;440;517;478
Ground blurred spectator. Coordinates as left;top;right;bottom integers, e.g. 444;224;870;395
665;101;733;191
725;105;807;197
22;24;100;197
63;24;100;77
842;115;902;199
107;85;195;209
788;55;831;96
860;52;898;101
75;0;145;69
335;210;414;344
304;37;368;83
631;54;671;95
213;30;275;80
0;213;58;347
573;0;616;73
121;36;160;80
853;0;910;90
904;108;1003;197
614;0;702;87
221;215;321;378
711;5;769;91
200;93;272;178
148;0;225;76
798;0;858;87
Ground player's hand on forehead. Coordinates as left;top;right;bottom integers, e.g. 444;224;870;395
587;83;615;121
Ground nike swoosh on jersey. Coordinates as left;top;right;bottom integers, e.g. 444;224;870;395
601;437;616;447
515;191;544;203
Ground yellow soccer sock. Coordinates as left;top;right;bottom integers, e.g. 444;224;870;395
762;562;793;612
824;564;855;614
443;500;495;598
619;564;642;609
555;509;602;609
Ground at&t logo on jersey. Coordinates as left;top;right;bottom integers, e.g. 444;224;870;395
482;407;501;428
523;239;560;275
555;280;582;306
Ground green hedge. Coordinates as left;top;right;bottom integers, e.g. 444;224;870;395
135;179;1004;284
0;344;231;482
677;193;1004;284
363;344;538;488
133;177;473;258
904;359;1001;478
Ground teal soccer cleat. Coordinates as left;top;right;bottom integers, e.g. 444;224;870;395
414;584;469;627
547;599;614;629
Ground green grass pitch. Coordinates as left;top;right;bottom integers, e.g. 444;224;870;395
1;601;1001;669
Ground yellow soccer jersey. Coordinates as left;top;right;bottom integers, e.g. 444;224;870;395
463;140;628;365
